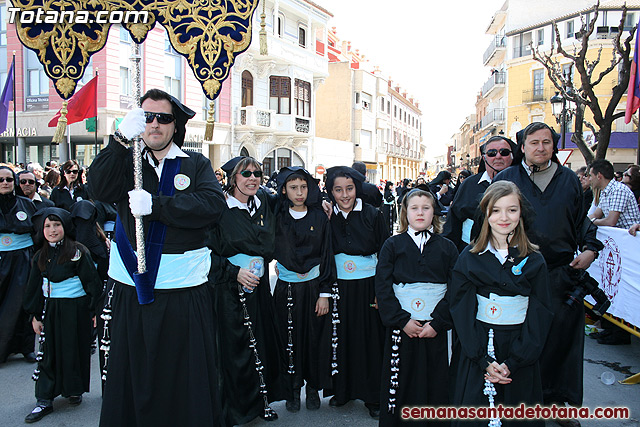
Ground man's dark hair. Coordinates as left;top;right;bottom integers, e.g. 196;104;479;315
351;161;367;176
140;89;175;116
589;159;614;180
576;166;587;175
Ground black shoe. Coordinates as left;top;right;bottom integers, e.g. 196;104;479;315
598;334;631;345
329;396;346;407
365;402;380;419
305;385;320;410
22;352;37;363
589;329;611;340
68;395;82;406
25;405;53;423
261;409;278;421
286;388;301;412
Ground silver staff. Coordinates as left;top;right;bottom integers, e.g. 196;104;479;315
130;40;146;273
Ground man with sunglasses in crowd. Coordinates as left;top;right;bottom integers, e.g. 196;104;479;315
89;88;227;426
17;170;54;210
443;135;516;252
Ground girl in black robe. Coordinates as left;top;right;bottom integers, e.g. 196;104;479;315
209;156;289;426
376;189;458;426
449;181;553;427
324;166;389;418
50;160;89;211
23;207;101;423
272;167;335;412
0;166;36;364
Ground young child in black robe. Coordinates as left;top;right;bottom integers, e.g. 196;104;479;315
23;207;101;423
375;188;458;426
273;167;335;412
449;181;553;427
324;166;389;419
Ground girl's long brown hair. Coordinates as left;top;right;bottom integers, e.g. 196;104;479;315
470;181;538;257
37;214;80;272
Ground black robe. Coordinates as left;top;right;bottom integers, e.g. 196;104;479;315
325;202;389;405
0;194;36;363
442;174;489;252
209;189;290;426
273;207;335;391
449;247;553;427
381;190;397;235
89;137;226;426
23;244;102;401
494;164;602;406
50;184;89;211
375;232;458;426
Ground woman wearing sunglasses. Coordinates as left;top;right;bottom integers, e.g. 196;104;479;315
209;156;289;425
0;165;37;365
50;159;88;211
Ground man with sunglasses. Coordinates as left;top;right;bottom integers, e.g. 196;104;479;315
443;135;516;252
89;89;227;426
17;171;54;210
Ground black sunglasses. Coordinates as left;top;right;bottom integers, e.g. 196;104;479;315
239;170;263;178
144;112;175;124
20;179;36;185
485;148;512;157
0;177;14;183
65;169;79;174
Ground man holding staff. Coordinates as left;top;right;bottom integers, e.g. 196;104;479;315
89;89;227;426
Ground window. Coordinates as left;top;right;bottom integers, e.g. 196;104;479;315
269;76;291;114
625;13;636;31
537;28;544;45
26;49;48;96
0;5;7;46
566;20;574;38
360;130;372;149
533;69;544;97
202;95;218;121
393;105;397;117
164;54;182;100
294;79;311;117
380;97;385;112
298;26;306;48
355;92;360;105
119;25;131;43
276;14;284;37
361;92;371;111
241;70;253;107
562;64;573;82
387;100;390;112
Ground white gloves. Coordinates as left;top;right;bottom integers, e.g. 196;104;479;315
128;189;153;216
118;108;146;140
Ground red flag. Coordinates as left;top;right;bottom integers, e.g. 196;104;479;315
48;76;97;127
625;16;640;123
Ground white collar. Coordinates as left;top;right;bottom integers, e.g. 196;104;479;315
289;208;307;219
522;159;552;176
226;193;261;215
480;240;509;264
407;224;432;250
478;170;492;184
146;142;189;179
31;192;43;202
333;198;363;218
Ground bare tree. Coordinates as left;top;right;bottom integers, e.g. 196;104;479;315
532;1;636;162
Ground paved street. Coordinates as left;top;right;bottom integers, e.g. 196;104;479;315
0;330;638;426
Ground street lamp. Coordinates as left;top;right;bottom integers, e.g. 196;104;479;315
550;90;576;150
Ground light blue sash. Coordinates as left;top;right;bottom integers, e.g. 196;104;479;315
42;276;86;298
0;233;33;251
334;253;377;280
392;282;447;321
476;293;529;325
461;219;474;244
276;262;320;283
227;253;265;277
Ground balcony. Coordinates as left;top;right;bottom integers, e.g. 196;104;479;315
481;72;506;97
522;88;553;104
238;106;275;131
479;108;505;130
483;35;506;66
